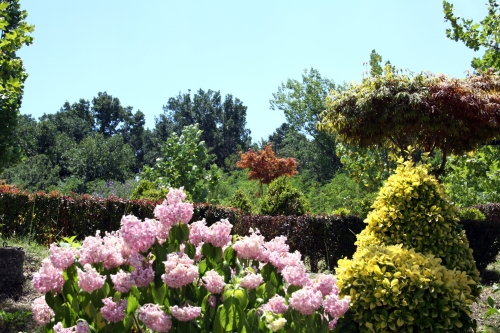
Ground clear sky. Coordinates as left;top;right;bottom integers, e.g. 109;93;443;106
17;0;484;143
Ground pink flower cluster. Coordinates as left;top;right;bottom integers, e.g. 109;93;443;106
53;321;89;333
120;215;158;253
261;295;288;315
288;286;323;315
323;293;350;318
138;304;172;332
162;252;199;288
188;218;233;248
33;258;64;293
312;274;338;297
49;243;76;270
31;296;54;325
239;272;264;290
281;261;309;286
111;270;135;293
154;188;193;227
170;304;202;321
202;269;226;294
77;264;105;293
100;298;128;323
77;231;125;269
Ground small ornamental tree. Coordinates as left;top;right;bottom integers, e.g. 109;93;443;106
236;143;298;195
319;69;500;177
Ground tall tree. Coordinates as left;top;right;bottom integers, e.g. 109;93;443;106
162;89;251;169
319;68;500;177
92;92;129;137
444;0;500;71
0;0;34;171
270;68;341;181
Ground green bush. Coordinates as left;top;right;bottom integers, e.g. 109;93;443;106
130;179;170;201
228;189;253;214
337;160;480;332
336;245;476;332
457;207;486;221
260;176;309;216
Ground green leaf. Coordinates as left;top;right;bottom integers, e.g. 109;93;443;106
152;284;166;304
488;296;496;308
219;296;241;331
126;294;139;315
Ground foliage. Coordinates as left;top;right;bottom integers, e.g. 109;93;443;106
228;189;253;215
457;207;486;222
319;69;500;177
140;124;219;203
336;244;477;332
260;176;310;216
0;0;34;172
444;0;500;71
443;145;500;207
33;188;348;332
89;179;138;199
0;309;32;331
336;160;480;332
131;179;171;202
236;143;298;195
270;68;341;181
162;89;252;169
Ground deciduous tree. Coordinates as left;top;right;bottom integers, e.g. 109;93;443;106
0;0;34;171
236;143;298;195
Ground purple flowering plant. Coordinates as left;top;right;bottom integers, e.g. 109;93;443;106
31;187;349;333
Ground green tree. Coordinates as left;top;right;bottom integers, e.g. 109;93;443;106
444;0;500;71
91;91;129;137
0;0;34;171
138;124;218;202
162;89;251;169
270;68;341;181
319;68;500;177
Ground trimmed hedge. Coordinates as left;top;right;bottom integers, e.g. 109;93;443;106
1;184;500;274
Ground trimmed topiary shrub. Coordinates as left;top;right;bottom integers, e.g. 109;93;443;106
336;244;476;332
260;176;309;216
336;160;480;332
228;189;253;214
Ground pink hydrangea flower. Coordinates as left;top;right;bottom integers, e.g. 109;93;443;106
240;272;264;290
49;243;76;270
154;188;193;228
170;304;202;321
261;295;288;315
264;235;289;255
202;270;226;294
161;253;199;288
311;274;338;296
120;215;158;253
110;270;136;293
289;286;323;315
208;295;217;308
232;230;266;261
138;304;172;332
100;298;128;323
77;231;104;266
205;219;233;248
33;258;64;293
132;266;155;288
269;250;302;272
53;321;90;333
31;296;54;325
189;219;208;246
100;231;125;269
329;318;338;330
77;264;105;293
323;294;350;318
127;253;147;269
281;262;310;286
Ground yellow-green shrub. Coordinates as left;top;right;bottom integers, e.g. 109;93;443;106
355;160;480;296
336;244;476;333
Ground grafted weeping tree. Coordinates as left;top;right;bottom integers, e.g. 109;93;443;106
318;69;500;178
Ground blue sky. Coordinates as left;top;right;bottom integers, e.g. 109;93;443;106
18;1;484;143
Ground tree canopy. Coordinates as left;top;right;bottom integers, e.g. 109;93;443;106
0;0;34;172
444;0;500;71
318;68;500;177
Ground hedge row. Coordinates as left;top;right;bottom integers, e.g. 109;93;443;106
1;185;499;273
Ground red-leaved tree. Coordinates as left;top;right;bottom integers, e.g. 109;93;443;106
236;143;298;195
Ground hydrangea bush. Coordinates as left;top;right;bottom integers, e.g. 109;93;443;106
31;187;349;333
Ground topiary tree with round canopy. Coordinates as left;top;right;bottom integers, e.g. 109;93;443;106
318;69;500;178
